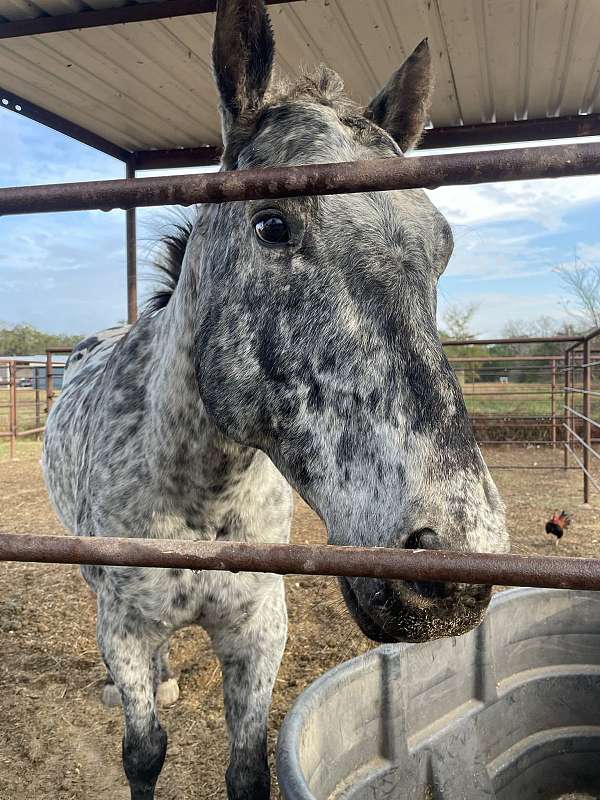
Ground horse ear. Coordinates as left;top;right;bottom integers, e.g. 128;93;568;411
364;39;433;152
212;0;275;139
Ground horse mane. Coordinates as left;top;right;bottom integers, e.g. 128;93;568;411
145;216;195;313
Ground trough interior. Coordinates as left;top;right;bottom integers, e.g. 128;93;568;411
277;588;600;800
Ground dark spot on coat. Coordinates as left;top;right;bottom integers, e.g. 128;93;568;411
307;380;324;413
174;591;188;609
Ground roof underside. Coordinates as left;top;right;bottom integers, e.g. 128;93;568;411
1;0;600;157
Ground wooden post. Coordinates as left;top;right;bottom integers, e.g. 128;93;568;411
9;361;16;459
126;160;137;324
583;339;591;504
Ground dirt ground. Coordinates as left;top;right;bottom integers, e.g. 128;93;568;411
1;444;599;800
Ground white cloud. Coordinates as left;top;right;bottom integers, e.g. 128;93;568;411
440;220;558;282
428;174;600;230
437;290;571;338
577;242;600;263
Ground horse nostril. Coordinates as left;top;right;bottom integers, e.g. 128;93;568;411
404;528;442;550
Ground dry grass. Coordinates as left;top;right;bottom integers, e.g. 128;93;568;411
0;444;599;799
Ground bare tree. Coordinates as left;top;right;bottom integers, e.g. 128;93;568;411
439;302;479;340
555;257;600;331
439;303;482;384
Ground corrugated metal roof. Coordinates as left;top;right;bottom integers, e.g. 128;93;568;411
1;0;599;152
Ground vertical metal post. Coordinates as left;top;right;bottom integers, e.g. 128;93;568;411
46;351;54;413
563;351;570;469
126;161;137;325
570;351;576;456
34;367;40;431
583;339;591;503
551;360;556;448
9;361;16;460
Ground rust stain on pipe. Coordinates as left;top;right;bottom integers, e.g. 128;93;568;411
0;534;599;591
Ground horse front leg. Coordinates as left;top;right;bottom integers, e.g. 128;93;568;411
211;578;288;800
97;593;168;800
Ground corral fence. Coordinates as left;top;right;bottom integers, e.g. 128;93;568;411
0;348;69;458
445;328;600;503
7;330;599;499
1;142;600;587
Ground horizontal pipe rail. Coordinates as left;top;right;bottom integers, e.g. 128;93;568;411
474;423;555;428
489;465;579;470
1;143;600;216
565;388;600;398
1;533;600;591
449;355;563;363
464;391;553;396
565;406;600;428
16;426;45;437
472;415;557;420
564;443;600;494
478;440;555;445
562;424;600;461
444;334;584;346
582;326;600;343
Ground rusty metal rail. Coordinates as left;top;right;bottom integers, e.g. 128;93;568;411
565;388;600;398
1;142;600;216
1;533;600;591
564;443;600;494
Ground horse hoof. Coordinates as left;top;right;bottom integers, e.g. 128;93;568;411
102;682;122;708
157;678;179;707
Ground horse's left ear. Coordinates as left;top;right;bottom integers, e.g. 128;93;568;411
364;39;433;152
212;0;275;140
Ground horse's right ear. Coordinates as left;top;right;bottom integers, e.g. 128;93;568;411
212;0;274;141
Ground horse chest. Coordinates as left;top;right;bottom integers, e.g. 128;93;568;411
110;566;280;632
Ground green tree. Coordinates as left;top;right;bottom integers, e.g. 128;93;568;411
0;323;81;356
497;316;578;383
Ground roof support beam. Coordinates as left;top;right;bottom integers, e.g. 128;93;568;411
134;146;221;170
421;113;600;149
130;114;600;171
0;87;131;162
0;0;300;39
1;141;599;216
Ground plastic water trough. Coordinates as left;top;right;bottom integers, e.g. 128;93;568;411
277;587;600;800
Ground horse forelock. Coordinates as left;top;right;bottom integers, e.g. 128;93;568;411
223;66;400;169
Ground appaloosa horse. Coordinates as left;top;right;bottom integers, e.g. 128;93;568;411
43;1;509;797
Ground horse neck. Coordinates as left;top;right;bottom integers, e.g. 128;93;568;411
143;268;256;495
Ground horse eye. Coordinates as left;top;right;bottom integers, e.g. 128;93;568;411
253;213;291;246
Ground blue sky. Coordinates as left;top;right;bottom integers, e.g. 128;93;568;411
1;107;599;337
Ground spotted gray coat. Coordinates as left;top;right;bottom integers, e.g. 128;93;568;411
43;1;509;797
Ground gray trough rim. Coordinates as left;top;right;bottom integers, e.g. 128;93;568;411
275;586;599;800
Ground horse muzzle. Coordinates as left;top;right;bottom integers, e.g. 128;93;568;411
339;573;492;643
338;528;493;643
